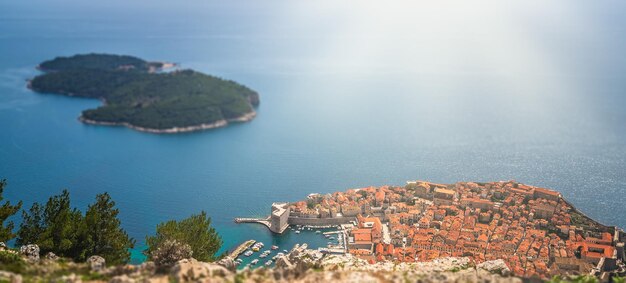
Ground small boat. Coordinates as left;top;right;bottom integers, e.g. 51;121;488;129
316;230;321;234
252;247;260;252
283;250;289;253
244;250;253;257
251;259;259;265
265;260;273;266
258;242;264;247
271;245;279;250
295;230;300;234
260;253;267;258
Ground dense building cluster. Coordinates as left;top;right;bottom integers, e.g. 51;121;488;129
289;181;626;279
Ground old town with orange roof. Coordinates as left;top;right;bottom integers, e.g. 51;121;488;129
288;180;626;280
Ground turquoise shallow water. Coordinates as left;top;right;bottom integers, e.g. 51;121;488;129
1;0;626;263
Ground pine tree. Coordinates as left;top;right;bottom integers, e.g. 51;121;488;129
146;211;222;262
18;190;84;259
16;202;44;246
0;179;22;242
82;193;134;264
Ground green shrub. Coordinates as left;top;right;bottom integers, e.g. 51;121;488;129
145;211;222;262
0;250;26;273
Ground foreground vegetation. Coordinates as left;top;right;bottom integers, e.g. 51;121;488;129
0;178;223;277
30;54;260;131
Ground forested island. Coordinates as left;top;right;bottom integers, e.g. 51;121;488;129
29;54;260;133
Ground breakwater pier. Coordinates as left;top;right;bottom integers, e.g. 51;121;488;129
228;239;256;259
235;202;356;234
234;217;271;228
234;203;290;233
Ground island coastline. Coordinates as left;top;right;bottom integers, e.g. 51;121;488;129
78;109;256;134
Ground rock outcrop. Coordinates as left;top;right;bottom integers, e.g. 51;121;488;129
19;244;39;263
477;259;511;276
45;252;59;261
87;255;106;271
170;258;234;282
0;270;22;283
216;256;237;272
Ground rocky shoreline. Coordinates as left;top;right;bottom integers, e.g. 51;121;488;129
78;110;256;134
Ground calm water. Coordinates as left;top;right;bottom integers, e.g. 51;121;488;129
1;0;626;263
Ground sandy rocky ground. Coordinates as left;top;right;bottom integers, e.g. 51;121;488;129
0;243;517;283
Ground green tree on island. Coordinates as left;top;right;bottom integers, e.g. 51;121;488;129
145;211;222;262
81;193;135;264
0;179;22;242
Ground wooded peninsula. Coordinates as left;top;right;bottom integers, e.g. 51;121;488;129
29;54;260;133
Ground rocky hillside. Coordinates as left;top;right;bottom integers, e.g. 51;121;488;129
0;243;520;283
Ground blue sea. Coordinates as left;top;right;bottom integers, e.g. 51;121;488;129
1;0;625;263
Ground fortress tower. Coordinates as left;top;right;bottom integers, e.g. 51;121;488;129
270;202;290;233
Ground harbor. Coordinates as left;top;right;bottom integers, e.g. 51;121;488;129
228;224;347;270
318;230;348;254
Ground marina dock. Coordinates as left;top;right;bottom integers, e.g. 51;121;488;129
319;230;348;254
229;239;256;259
